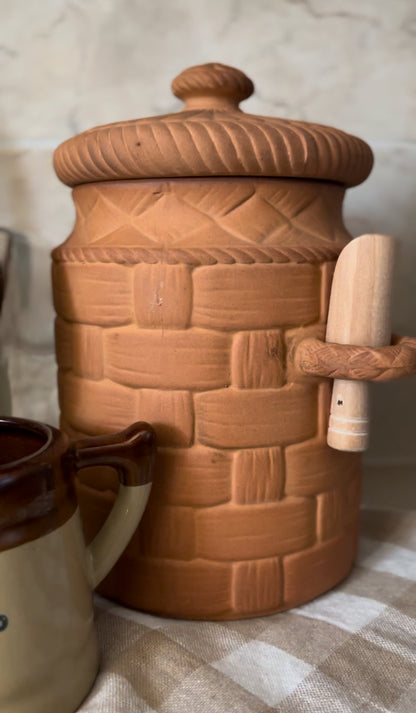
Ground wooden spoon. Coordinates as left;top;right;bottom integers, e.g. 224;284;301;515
326;233;396;452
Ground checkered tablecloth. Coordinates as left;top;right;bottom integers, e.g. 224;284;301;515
79;508;416;713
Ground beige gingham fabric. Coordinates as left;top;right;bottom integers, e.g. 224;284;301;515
79;509;416;713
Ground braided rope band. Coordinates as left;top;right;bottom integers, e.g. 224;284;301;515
295;336;416;382
52;244;342;266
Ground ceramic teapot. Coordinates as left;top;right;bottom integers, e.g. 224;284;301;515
0;417;155;713
52;63;416;620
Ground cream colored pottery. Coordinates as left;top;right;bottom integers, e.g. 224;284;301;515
0;417;155;713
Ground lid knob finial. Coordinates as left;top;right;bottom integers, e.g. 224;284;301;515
172;62;254;112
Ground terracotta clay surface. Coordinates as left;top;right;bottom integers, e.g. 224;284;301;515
52;63;374;619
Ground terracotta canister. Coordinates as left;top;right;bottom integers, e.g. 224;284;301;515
52;63;415;620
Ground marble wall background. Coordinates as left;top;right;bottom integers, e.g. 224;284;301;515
0;0;415;483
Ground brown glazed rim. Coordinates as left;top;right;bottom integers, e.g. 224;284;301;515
53;62;373;188
0;417;77;553
0;417;54;469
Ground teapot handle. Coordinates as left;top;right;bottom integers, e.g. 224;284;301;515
68;422;156;587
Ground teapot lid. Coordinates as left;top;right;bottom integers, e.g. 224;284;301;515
54;62;373;188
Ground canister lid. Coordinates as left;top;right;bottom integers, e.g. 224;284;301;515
54;62;373;188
